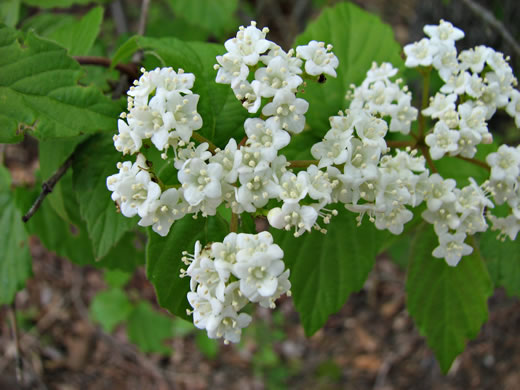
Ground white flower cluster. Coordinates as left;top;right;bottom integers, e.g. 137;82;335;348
404;20;518;160
347;62;418;135
485;144;520;240
114;67;202;153
182;232;290;343
106;18;520;344
321;20;520;266
107;67;207;236
215;21;338;134
309;102;426;236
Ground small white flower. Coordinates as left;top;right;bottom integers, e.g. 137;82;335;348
296;40;339;77
215;53;249;87
261;90;309;134
206;304;252;344
486;144;520;182
224;22;271;66
210;139;242;184
254;56;303;98
232;80;262;113
425;121;460;159
424;20;464;44
403;38;438;68
422;93;457;118
267;202;318;236
179;158;223;206
506;89;520;128
138;188;186;236
388;94;418;135
278;171;309;204
432;232;473;266
459;45;491;73
244;117;290;161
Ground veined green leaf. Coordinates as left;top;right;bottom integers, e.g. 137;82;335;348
0;25;120;143
0;166;32;304
480;229;520;297
0;0;20;27
72;134;138;259
273;207;384;336
166;0;238;39
406;224;492;373
146;215;228;320
47;6;104;56
15;181;144;272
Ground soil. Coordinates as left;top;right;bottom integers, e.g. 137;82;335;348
2;1;520;389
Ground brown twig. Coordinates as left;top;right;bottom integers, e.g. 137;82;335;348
191;132;218;154
455;155;491;171
22;155;73;223
74;56;139;80
460;0;520;60
8;302;23;385
386;140;416;149
288;159;319;168
419;145;438;174
230;212;238;233
238;136;248;148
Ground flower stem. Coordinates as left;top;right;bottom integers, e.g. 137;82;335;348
419;145;438;173
288;160;320;168
230;212;238;233
418;67;431;140
191;132;218;154
238;136;248;148
386;140;416;149
455;155;490;171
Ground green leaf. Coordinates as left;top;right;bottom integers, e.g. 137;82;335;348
146;215;228;320
294;2;403;137
406;224;492;373
89;288;133;333
47;6;104;56
104;269;132;289
72;134;138;259
435;142;497;185
111;35;249;148
127;301;173;354
21;13;76;37
0;0;20;27
166;0;238;39
0;166;32;304
16;180;144;272
146;5;210;42
39;136;86;222
272;207;384;336
0;25;120;143
480;230;520;297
